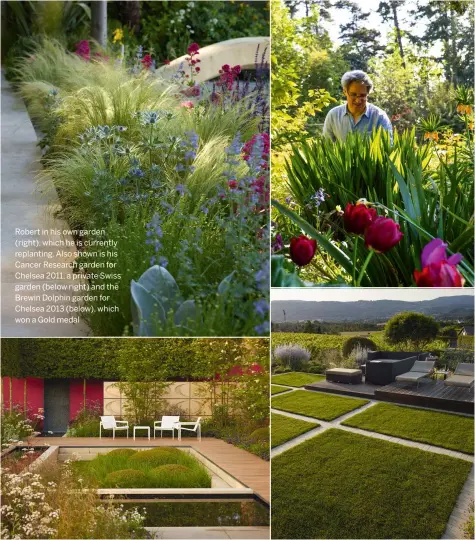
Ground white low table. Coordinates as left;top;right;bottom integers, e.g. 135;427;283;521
133;425;151;440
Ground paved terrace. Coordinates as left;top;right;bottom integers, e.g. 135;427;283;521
37;436;270;503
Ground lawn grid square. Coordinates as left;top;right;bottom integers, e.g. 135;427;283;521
272;429;473;539
271;372;325;387
271;412;318;448
342;402;474;455
272;389;369;421
271;385;292;396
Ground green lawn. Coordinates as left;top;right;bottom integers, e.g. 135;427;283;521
272;429;472;539
271;372;325;387
271;385;292;396
271;413;318;448
272;390;368;421
342;402;474;455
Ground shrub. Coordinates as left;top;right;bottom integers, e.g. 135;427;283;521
273;365;291;374
106;449;137;459
342;337;377;358
439;349;474;371
150;463;211;488
384;312;440;349
274;344;311;371
128;447;187;468
249;427;269;443
103;469;147;488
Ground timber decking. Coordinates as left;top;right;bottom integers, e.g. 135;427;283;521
305;379;474;414
375;380;474;415
34;436;270;503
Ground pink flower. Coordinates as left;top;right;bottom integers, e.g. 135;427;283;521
187;43;200;55
164;59;171;65
180;101;194;108
344;203;377;235
413;238;464;287
75;40;90;61
364;216;403;253
221;64;231;73
181;85;200;97
420;238;463;268
141;54;153;70
228;180;238;189
414;261;464;287
195;67;201;73
232;65;241;75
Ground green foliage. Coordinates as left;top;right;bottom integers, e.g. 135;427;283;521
248;427;269;443
1;407;36;448
342;402;474;454
74;447;211;489
272;389;369;421
135;1;269;61
275;126;474;286
103;469;147;488
384;312;439;349
342;336;377;357
271;412;317;448
272;429;472;539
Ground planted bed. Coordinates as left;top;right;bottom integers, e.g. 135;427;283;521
342;402;474;454
272;429;472;539
272;390;369;421
271;413;318;448
71;448;211;488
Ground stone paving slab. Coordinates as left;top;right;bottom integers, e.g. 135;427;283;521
1;73;89;337
145;527;269;539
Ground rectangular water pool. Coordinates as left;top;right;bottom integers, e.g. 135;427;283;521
112;499;269;527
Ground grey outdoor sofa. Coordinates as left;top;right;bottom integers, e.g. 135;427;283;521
364;352;430;385
444;363;475;389
395;360;436;388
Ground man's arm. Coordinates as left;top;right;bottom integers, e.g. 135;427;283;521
379;112;393;144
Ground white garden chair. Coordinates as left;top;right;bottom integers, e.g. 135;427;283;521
175;417;202;442
99;416;129;439
153;416;180;439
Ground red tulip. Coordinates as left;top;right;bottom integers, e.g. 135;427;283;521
414;261;464;287
289;235;317;266
344;203;377;235
364;216;403;253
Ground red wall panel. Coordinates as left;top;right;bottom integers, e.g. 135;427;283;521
69;379;84;421
25;377;44;417
69;380;104;420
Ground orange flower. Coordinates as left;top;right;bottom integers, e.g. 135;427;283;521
457;104;473;115
424;132;439;141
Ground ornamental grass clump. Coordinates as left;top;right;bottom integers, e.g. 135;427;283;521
274;344;311;371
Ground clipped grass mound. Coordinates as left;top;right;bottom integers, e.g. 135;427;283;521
106;448;137;459
103;469;147;488
342;337;377;357
150;463;212;488
129;448;185;468
249;427;269;443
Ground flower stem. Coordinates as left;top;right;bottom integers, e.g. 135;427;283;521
356;249;374;287
352;236;359;286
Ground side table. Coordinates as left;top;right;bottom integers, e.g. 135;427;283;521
133;425;151;440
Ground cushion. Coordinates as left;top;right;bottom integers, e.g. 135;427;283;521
395;372;428;382
411;361;435;373
445;375;474;388
454;363;475;377
326;368;362;376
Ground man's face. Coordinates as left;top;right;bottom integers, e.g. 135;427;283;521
344;81;369;114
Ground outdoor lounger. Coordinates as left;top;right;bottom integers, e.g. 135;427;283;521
395;360;435;388
444;363;475;389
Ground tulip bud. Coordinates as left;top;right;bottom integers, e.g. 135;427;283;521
344;203;377;235
289;235;317;266
364;217;403;253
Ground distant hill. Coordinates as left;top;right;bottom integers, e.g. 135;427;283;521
271;296;474;323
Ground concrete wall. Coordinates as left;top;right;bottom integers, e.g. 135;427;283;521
157;37;269;83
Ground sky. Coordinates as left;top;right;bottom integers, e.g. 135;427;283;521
271;288;475;303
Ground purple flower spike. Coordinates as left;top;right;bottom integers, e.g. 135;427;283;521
421;238;463;268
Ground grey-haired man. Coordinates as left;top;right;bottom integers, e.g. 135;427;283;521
323;70;393;142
